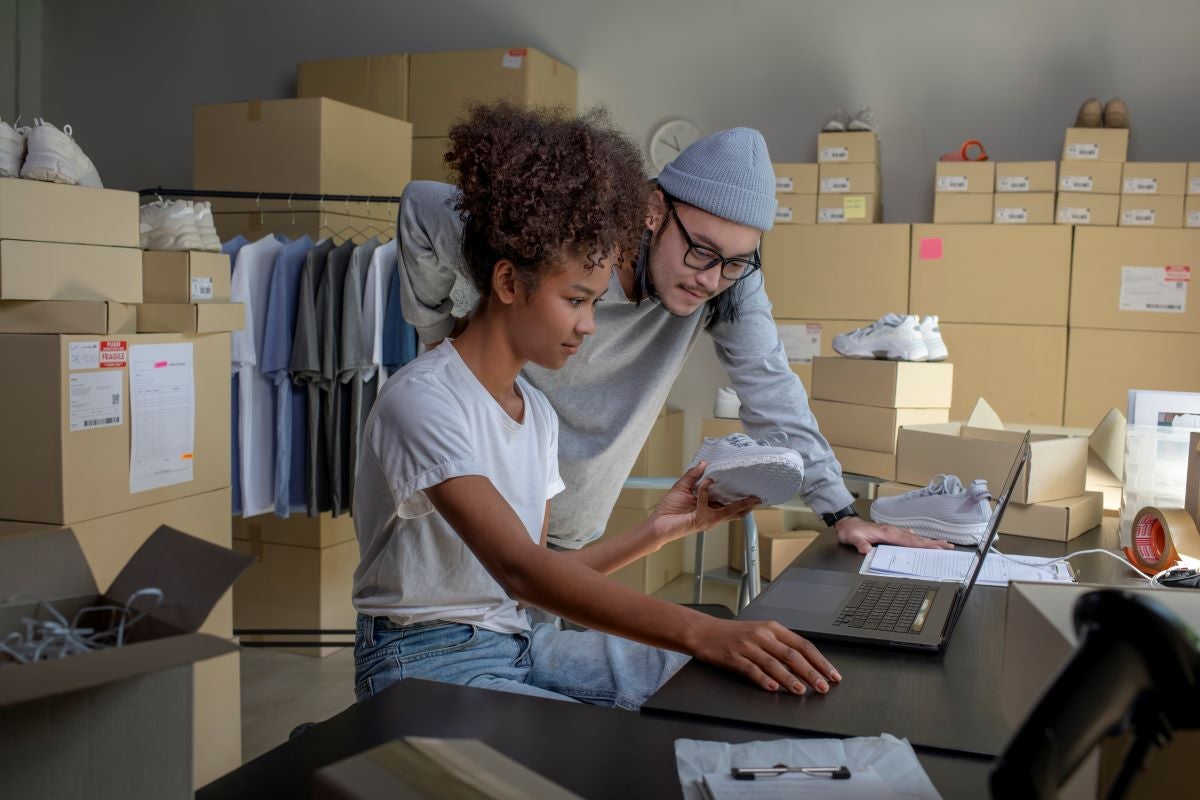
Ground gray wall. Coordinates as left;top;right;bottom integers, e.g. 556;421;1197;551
0;0;42;123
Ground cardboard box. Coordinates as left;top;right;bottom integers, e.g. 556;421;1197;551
817;132;879;164
934;161;995;193
774;194;816;225
0;300;136;334
774;163;819;194
1056;192;1120;226
1186;431;1200;530
0;527;249;800
995;161;1057;193
1121;162;1187;196
1069;227;1200;333
1062;127;1130;162
993;193;1056;224
1119;194;1185;228
1064;328;1200;427
762;225;909;319
1087;408;1126;515
816;193;879;224
773;319;873;392
0;178;139;247
0;333;231;524
598;507;682;595
629;409;683;478
192;650;241;789
142;251;231;303
933;193;994;223
1059;160;1123;194
137;302;245;333
818;163;880;194
409;47;577;138
939;323;1067;425
193;97;413;195
832;444;896;480
1189;163;1200;195
810;400;950;453
811;357;953;409
896;423;1088;504
909;225;1072;325
0;239;142;302
297;53;409;119
412;137;452;182
728;508;786;571
999;492;1103;542
234;509;357;549
1188;196;1200;228
730;521;819;581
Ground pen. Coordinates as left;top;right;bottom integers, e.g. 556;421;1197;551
731;764;852;780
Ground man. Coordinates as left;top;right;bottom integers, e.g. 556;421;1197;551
397;126;950;556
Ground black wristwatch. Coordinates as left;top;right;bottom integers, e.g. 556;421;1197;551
821;505;860;528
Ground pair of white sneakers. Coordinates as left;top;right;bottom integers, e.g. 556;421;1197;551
823;107;878;133
0;117;102;187
832;314;948;362
139;199;222;252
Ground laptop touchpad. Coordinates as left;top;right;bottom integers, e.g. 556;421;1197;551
765;572;853;612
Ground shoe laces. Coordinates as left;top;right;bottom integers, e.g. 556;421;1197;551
909;474;964;498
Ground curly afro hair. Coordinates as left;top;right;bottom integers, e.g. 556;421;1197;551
445;102;649;297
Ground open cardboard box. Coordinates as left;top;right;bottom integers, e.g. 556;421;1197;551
0;526;250;799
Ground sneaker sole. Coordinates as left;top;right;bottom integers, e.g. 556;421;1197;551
832;340;930;362
21;153;78;185
701;455;805;506
869;509;988;545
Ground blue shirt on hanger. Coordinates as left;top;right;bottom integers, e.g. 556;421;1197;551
222;234;250;516
381;258;419;376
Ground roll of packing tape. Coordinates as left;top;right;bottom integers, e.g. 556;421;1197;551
1124;506;1200;575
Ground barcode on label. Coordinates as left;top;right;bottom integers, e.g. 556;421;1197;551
820;147;848;162
776;177;794;192
83;417;120;428
1067;143;1099;159
821;178;851;192
936;176;968;191
1124;178;1158;194
1145;304;1182;310
111;394;120;405
1123;210;1155;225
1061;176;1094;191
996;208;1028;223
818;208;846;222
1060;208;1090;223
997;177;1029;192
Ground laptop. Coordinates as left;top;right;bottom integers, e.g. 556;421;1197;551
740;433;1030;652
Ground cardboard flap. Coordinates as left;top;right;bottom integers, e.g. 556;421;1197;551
0;529;96;602
106;526;252;635
1089;408;1126;481
0;631;235;707
965;398;1004;429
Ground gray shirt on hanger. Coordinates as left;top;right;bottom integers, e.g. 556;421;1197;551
290;237;336;517
317;240;357;517
396;181;854;549
341;237;380;511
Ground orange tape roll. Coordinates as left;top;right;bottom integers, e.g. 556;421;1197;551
1123;506;1200;575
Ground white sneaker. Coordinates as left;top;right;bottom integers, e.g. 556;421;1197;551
687;432;805;506
20;119;102;187
1172;413;1200;429
918;315;949;361
0;117;28;177
848;106;879;133
714;387;741;419
832;314;929;361
870;474;992;545
822;108;851;132
192;200;222;251
139;199;203;251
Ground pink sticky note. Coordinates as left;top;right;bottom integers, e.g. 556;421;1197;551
919;237;943;260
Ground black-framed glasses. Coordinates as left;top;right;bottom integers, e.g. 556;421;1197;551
664;196;761;282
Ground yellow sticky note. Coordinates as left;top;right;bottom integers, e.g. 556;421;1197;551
843;196;867;220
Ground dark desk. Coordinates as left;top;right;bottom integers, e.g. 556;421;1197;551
199;678;991;799
643;519;1138;757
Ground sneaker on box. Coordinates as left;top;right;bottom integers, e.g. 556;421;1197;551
832;313;930;361
19;119;102;187
687;433;805;507
0;117;28;177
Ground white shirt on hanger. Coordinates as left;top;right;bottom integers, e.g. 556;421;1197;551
360;238;397;384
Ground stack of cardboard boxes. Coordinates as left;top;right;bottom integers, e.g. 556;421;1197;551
1056;127;1129;226
992;162;1058;224
772;162;818;225
815;131;882;223
933;160;995;223
1119;162;1188;228
1190;163;1200;227
934;160;1059;225
0;180;240;787
298;47;577;184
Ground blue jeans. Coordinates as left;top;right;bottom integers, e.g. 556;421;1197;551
354;614;690;710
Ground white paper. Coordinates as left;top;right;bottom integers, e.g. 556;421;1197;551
702;767;896;800
1119;266;1188;314
820;147;848;162
935;176;967;192
190;277;214;301
129;343;195;493
821;177;851;193
1121;209;1156;226
1124;177;1158;194
997;176;1029;192
1058;207;1090;224
1061;176;1094;191
69;371;123;431
1066;142;1099;159
501;51;524;69
861;545;1073;587
68;341;100;370
818;208;846;223
775;206;794;223
777;323;822;364
995;207;1028;224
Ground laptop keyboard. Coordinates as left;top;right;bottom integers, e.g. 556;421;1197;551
832;580;936;634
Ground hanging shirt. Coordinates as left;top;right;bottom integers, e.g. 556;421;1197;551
290;238;336;517
316;240;356;517
359;238;397;432
381;257;419;378
222;235;250;516
260;234;314;517
340;237;379;509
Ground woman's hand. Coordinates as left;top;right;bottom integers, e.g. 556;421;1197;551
650;461;759;542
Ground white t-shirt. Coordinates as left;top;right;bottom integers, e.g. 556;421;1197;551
360;239;397;384
352;340;565;632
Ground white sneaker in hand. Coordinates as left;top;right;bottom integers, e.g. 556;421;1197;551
832;314;929;361
0;117;28;177
714;386;741;419
687;432;805;506
20;119;102;187
870;474;992;545
918;315;948;361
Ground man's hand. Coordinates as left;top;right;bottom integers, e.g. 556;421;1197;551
650;462;759;542
834;515;953;555
690;616;841;695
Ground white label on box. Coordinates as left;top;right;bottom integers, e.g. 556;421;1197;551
68;341;100;370
1067;143;1100;159
997;176;1030;192
1059;207;1091;224
129;343;195;493
818;207;846;223
69;370;124;432
776;177;794;192
1061;175;1094;191
819;146;848;162
995;207;1028;224
1119;266;1189;313
501;48;526;69
936;176;968;192
1191;177;1200;194
775;206;794;223
777;323;822;364
1124;177;1158;194
820;177;851;193
1122;209;1156;226
190;277;214;301
1188;211;1200;228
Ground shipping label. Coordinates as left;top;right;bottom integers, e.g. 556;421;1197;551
819;147;848;162
936;176;968;192
997;176;1030;192
501;48;526;69
775;206;794;223
1066;143;1100;159
1058;207;1090;224
1061;175;1094;191
1188;211;1200;228
99;340;128;368
69;370;124;431
1122;209;1156;226
1123;177;1158;194
1190;177;1200;194
68;341;100;370
821;177;851;193
776;177;794;192
1119;266;1188;314
190;277;214;301
818;207;846;223
777;323;822;364
995;207;1028;224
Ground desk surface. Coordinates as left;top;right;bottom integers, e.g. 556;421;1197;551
199;678;991;799
643;519;1137;757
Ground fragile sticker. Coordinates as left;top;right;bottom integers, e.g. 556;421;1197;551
68;341;100;370
69;370;123;431
995;207;1028;224
1124;177;1158;194
1059;207;1090;224
1122;209;1156;226
501;48;527;69
100;340;128;368
997;176;1030;192
843;196;867;220
936;176;968;192
1066;143;1100;159
777;323;822;364
1061;175;1094;192
918;237;943;260
821;177;851;193
775;206;794;223
1119;266;1187;314
190;277;214;301
819;147;849;162
776;177;794;192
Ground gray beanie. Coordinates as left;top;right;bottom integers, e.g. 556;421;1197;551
657;127;777;231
